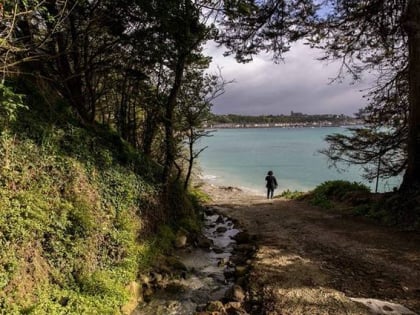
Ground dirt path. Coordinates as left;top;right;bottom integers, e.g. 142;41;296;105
201;184;420;315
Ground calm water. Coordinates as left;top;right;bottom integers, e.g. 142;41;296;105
197;127;400;195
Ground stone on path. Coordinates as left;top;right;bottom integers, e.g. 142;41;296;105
174;233;188;248
350;298;417;315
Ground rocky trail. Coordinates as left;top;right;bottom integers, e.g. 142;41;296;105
201;184;420;315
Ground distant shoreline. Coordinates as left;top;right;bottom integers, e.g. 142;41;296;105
205;113;362;129
204;123;361;129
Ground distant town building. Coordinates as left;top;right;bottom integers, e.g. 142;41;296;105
290;111;304;116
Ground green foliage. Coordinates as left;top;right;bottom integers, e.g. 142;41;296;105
313;180;370;199
156;225;177;252
0;83;26;125
178;216;201;234
279;189;305;200
310;192;333;209
0;113;187;313
188;188;211;208
79;270;128;298
21;284;127;315
136;241;160;271
354;191;420;229
309;180;370;209
306;182;420;229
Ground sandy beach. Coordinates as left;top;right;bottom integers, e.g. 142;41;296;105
200;183;420;315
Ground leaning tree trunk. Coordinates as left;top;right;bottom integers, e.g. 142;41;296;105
162;54;186;184
184;130;195;190
401;0;420;191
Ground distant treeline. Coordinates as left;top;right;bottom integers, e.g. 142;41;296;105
207;113;357;125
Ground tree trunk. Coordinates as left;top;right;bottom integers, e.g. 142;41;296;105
401;0;420;191
142;111;158;157
162;54;186;183
184;131;194;190
55;32;90;123
117;75;129;140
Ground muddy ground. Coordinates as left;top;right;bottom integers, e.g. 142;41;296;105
201;184;420;315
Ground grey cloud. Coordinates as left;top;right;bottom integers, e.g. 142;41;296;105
206;42;373;116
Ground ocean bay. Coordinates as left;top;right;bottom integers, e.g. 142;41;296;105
197;127;400;195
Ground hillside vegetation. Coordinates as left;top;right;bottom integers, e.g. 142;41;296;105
207;113;358;126
0;105;199;314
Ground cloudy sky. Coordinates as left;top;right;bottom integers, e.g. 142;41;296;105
205;41;374;116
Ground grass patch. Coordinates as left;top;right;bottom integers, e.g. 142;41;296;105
278;189;305;200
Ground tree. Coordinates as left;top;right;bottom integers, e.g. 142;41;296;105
320;76;408;184
1;0;136;124
159;1;213;184
216;0;317;62
125;0;213;183
311;0;420;191
177;66;230;189
216;0;420;191
0;1;63;122
0;1;58;80
39;0;126;123
402;0;420;190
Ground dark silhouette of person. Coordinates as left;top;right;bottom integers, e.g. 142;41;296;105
265;170;278;199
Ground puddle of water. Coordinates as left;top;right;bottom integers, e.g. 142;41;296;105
134;212;240;314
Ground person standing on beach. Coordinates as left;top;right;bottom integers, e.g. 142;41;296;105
265;170;278;199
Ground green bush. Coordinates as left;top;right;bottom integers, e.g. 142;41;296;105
310;192;333;209
309;180;370;209
312;180;370;199
362;191;420;229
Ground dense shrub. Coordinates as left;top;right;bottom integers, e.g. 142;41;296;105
360;190;420;229
307;181;420;229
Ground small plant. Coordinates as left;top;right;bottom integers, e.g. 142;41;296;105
188;188;211;208
278;189;305;200
0;83;26;125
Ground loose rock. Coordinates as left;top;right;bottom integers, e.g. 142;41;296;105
196;235;213;249
225;284;246;302
205;300;226;312
174;233;188;248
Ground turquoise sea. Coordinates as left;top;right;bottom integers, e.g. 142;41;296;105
197;127;401;195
